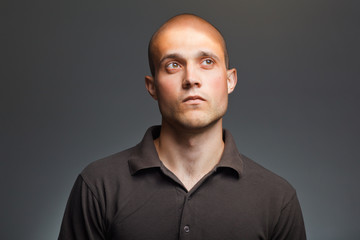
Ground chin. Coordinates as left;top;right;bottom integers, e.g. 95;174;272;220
161;108;226;131
176;114;223;130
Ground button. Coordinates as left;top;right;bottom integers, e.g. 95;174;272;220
184;225;190;233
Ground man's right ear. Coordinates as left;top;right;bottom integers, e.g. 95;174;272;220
145;75;158;100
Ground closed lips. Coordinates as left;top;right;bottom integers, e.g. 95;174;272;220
183;95;205;102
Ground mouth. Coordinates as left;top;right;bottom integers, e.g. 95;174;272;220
183;95;206;104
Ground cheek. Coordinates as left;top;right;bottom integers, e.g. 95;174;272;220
213;76;227;88
156;78;178;101
209;74;228;96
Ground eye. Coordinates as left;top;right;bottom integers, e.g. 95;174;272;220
166;62;180;69
201;58;214;66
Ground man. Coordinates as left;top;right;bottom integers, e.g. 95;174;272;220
59;14;306;240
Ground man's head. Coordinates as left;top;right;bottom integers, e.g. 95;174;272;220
145;14;237;130
148;14;229;77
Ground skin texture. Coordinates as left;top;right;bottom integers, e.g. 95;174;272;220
148;15;229;77
146;15;236;131
145;14;237;190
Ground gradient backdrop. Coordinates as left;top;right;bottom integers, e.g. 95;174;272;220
2;0;359;239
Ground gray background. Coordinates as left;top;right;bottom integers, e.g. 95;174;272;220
1;0;359;239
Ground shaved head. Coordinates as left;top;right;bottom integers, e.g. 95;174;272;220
148;14;229;77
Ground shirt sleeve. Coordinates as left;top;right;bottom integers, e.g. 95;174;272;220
58;175;106;240
271;192;307;240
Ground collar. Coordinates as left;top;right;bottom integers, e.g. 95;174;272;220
128;126;244;177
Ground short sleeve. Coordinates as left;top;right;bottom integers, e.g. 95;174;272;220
58;175;106;240
271;192;306;240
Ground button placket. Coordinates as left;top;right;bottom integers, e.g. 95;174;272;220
179;195;192;239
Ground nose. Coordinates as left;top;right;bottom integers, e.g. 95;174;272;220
182;65;202;89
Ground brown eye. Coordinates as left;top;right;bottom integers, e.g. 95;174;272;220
201;59;214;65
166;62;180;69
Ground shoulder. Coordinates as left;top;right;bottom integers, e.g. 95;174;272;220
79;145;138;197
82;146;134;178
240;153;297;201
238;155;306;239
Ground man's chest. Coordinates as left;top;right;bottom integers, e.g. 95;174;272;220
106;175;275;240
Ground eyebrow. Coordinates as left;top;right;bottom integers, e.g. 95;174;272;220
198;51;221;62
159;51;221;65
159;53;183;65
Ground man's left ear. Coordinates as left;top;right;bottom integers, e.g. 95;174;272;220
226;68;237;94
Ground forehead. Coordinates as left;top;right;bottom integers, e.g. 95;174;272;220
152;21;225;61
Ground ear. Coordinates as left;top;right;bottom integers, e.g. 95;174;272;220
226;68;237;94
145;75;158;100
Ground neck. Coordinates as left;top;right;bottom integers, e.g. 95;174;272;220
154;119;224;191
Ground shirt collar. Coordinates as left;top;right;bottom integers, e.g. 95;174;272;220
216;129;244;177
128;126;162;175
128;126;244;177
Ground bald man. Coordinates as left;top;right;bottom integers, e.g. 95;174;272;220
59;14;306;240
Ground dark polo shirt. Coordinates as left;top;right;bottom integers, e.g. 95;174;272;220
59;126;306;240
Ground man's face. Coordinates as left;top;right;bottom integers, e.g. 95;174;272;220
146;22;237;130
